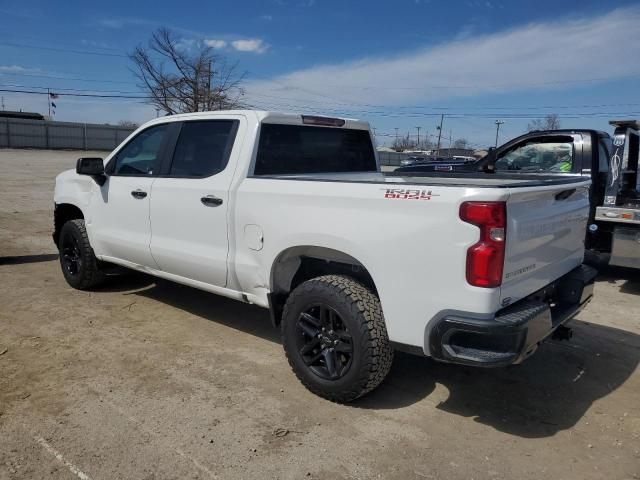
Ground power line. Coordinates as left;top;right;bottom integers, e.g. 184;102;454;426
0;71;136;85
0;41;128;58
0;82;144;95
254;75;638;91
0;88;147;99
3;74;640;114
248;91;640;112
3;86;639;123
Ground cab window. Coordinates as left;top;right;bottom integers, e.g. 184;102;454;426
110;124;168;176
167;120;238;177
254;124;376;175
495;139;575;173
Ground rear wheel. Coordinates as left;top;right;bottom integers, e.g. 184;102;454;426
58;219;104;290
281;275;393;402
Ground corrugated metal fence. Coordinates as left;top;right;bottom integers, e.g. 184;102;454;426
0;118;135;151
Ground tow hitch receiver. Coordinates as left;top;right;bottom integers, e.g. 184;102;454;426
552;325;573;341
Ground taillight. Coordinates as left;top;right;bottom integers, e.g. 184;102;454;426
459;201;506;288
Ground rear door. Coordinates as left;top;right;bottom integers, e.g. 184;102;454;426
149;118;242;287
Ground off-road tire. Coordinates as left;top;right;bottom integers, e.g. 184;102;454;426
281;275;394;402
58;219;104;290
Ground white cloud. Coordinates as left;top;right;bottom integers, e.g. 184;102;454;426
99;18;124;29
99;17;158;29
231;39;269;53
260;14;273;21
244;7;640;109
0;65;39;74
0;65;23;74
204;39;228;49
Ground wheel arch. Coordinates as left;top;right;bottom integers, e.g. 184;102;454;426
268;245;378;326
53;203;85;247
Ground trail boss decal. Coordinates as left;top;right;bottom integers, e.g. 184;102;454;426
382;188;439;200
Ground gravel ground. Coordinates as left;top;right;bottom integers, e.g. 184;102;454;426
0;148;639;480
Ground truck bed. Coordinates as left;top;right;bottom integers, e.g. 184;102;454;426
253;170;590;188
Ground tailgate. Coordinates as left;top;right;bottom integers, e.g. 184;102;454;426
500;180;590;305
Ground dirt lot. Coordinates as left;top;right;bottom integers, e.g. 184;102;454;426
0;148;639;480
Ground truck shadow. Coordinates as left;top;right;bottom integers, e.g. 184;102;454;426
597;265;640;295
98;271;280;343
0;253;59;265
97;271;638;439
356;320;639;438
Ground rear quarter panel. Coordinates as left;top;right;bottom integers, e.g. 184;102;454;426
232;178;506;349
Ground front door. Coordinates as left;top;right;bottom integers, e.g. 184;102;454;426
149;118;242;286
88;123;170;267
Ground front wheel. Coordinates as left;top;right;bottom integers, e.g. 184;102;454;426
281;275;393;402
58;219;104;290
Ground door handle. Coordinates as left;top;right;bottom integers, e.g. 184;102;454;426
201;195;223;207
131;189;147;199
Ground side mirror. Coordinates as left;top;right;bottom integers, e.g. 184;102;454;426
76;158;106;185
76;157;104;175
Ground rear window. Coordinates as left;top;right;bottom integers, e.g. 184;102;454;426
494;139;574;173
253;124;376;175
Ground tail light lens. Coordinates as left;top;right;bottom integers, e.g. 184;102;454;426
459;201;506;288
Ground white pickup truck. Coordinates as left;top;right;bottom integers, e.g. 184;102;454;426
53;110;596;402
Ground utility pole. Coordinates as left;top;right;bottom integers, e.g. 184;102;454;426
415;126;421;148
47;87;51;117
449;129;452;151
494;120;505;148
394;127;399;145
1;96;4;111
207;59;212;110
436;114;444;154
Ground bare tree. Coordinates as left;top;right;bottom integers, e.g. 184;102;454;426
392;133;434;151
527;114;561;132
118;120;139;129
130;28;246;115
453;138;469;149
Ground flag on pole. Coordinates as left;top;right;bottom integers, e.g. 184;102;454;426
49;92;59;99
51;101;57;108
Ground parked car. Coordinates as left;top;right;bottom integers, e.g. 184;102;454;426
399;155;429;166
53;111;596;402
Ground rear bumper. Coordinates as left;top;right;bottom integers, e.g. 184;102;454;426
428;264;597;367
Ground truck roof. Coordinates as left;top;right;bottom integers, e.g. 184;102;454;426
526;128;610;138
149;110;371;131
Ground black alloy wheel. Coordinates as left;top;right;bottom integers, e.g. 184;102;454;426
61;230;82;277
296;304;354;380
58;219;104;290
281;275;393;402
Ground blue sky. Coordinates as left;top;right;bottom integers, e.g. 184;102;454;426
1;0;640;148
